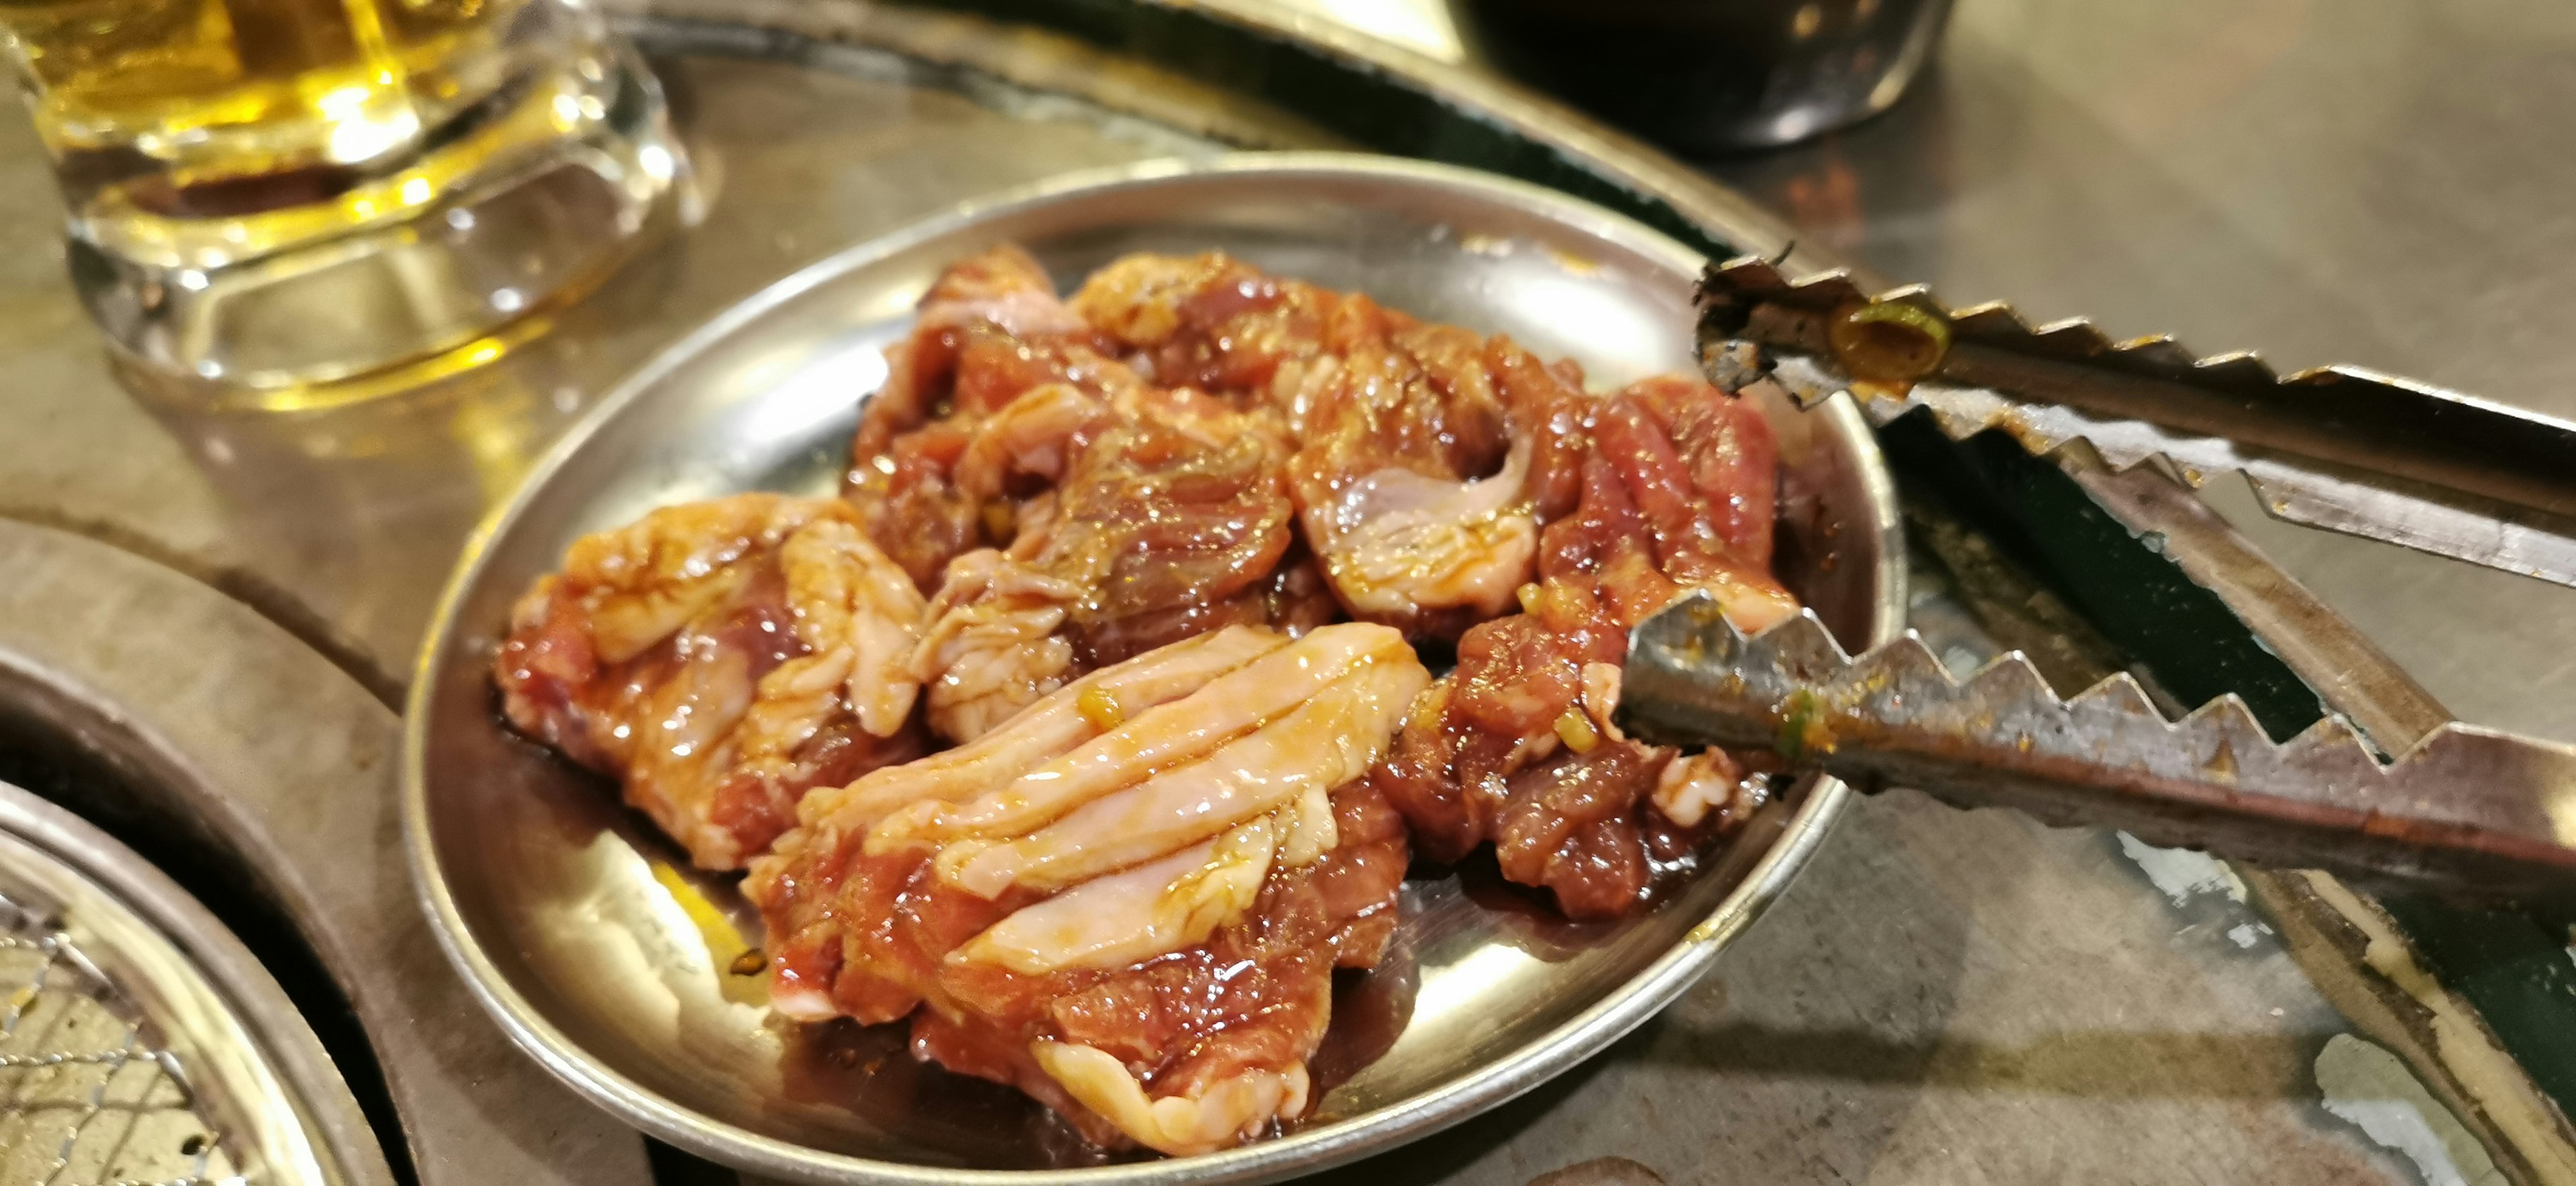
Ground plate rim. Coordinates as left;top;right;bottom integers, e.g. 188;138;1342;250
401;150;1904;1185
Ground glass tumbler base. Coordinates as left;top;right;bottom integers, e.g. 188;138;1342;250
70;48;688;397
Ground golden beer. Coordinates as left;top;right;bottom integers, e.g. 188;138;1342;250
0;0;682;394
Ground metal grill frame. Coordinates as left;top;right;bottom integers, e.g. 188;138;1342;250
0;896;235;1186
0;781;390;1186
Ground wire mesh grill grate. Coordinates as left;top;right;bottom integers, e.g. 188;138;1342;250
0;894;243;1186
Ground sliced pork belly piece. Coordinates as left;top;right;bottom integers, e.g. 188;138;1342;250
749;626;1289;1022
494;493;929;869
908;547;1085;746
1073;251;1603;639
765;628;1287;883
1485;334;1593;524
745;625;1422;1153
932;647;1426;898
1067;250;1338;401
843;244;1143;592
876;621;1413;854
834;248;1312;744
847;244;1102;467
1585;376;1797;631
908;400;1302;743
953;816;1281;976
919;779;1409;1156
1370;377;1789;918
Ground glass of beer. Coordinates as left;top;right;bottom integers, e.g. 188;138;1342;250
0;0;686;397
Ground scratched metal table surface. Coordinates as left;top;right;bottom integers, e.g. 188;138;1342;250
0;1;2554;1183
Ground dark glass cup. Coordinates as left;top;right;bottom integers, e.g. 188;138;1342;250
1457;0;1955;152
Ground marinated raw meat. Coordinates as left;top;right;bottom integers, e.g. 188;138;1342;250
845;248;1314;743
932;780;1407;1154
1071;252;1538;638
1067;251;1332;402
1485;334;1594;524
847;244;1105;468
910;402;1299;743
495;244;1807;1158
747;624;1424;1153
1371;377;1789;918
495;493;929;869
843;244;1138;591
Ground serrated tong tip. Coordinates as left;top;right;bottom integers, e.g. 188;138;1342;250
1696;256;2576;587
1621;596;2576;906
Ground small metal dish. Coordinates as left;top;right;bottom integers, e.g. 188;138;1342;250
403;153;1904;1183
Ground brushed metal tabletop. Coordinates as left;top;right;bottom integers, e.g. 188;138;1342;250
0;1;2553;1183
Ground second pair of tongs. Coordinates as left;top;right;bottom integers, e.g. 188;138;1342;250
1621;260;2576;908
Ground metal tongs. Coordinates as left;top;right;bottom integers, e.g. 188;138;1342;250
1619;259;2576;908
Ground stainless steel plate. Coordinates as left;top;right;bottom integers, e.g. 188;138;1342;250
403;153;1904;1184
